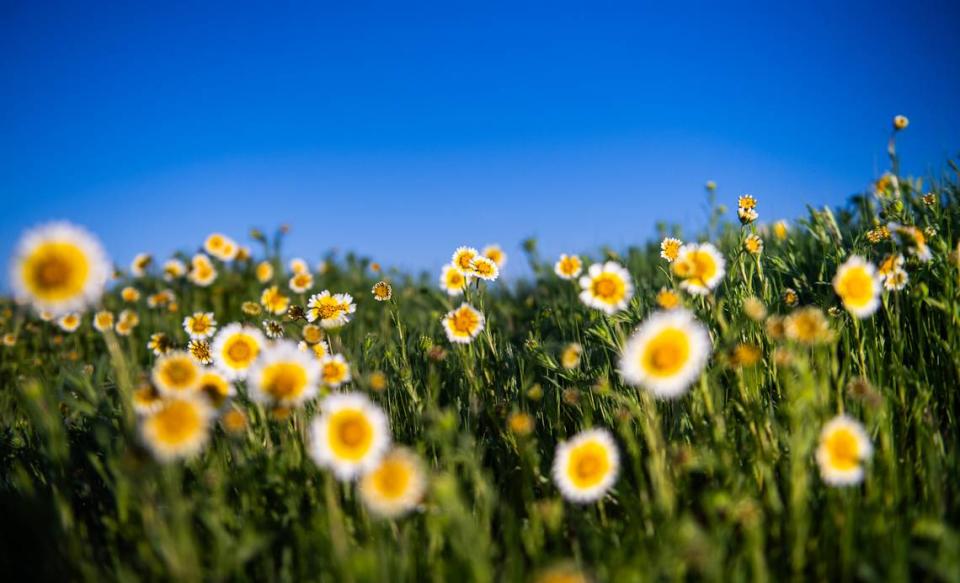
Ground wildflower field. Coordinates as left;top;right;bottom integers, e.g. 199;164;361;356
1;122;959;582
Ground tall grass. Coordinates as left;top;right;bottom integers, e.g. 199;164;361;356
2;155;959;582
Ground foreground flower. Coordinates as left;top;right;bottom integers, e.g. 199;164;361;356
306;291;356;329
451;247;479;276
619;309;712;399
183;311;217;339
309;392;391;480
359;447;427;518
211;324;265;379
140;394;214;461
554;254;583;280
833;256;881;318
660;238;682;262
744;234;763;255
261;285;291;316
439;265;469;296
441;303;485;344
152;351;203;395
816;415;873;486
672;243;726;295
9;222;111;316
482;244;507;269
248;340;320;407
578;262;634;314
552;428;620;503
319;354;352;388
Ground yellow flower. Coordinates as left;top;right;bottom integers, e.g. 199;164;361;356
656;288;681;310
744;234;763;255
578;262;633;314
893;114;909;131
320;354;352;388
833;256;881;318
371;281;393;302
163;258;186;280
10;222;110;315
471;256;499;281
507;411;535;436
147;332;172;356
152;351;202;395
554;254;583;280
302;324;323;344
783;287;799;307
306;291;356;329
132;384;163;415
220;408;248;435
147;289;175;308
121;286;140;303
130;253;152;277
773;220;789;241
116;310;139;336
359;447;427;518
439;265;469;296
660;237;682;262
784;307;831;344
729;343;761;367
188;254;218;287
451;246;479;276
260;285;291;316
671;243;726;295
561;343;582;370
2;333;16;347
441;303;485;344
93;310;115;333
368;371;388;392
738;194;757;210
482;244;507;268
248;340;320;407
308;392;391;480
289;258;309;275
816;415;872;486
212;324;265;379
197;369;234;408
57;313;82;333
256;261;274;283
620;309;712;398
289;272;314;294
140;394;214;461
183;311;217;340
552;428;619;503
204;233;239;261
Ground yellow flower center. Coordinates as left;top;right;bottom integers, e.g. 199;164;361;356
327;409;374;461
323;361;346;384
823;428;860;471
590;273;624;302
225;336;258;365
260;362;308;401
451;308;480;334
148;400;203;445
566;441;611;489
640;327;691;378
559;257;580;275
837;267;874;307
22;241;90;301
160;358;199;389
368;458;413;500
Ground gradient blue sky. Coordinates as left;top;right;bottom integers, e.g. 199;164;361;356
2;1;959;282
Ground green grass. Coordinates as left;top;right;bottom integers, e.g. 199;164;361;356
2;155;960;582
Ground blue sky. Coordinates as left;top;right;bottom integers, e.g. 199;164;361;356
2;1;959;282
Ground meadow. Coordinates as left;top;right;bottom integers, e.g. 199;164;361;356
1;120;958;582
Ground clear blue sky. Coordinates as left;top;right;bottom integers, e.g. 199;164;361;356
2;1;959;282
